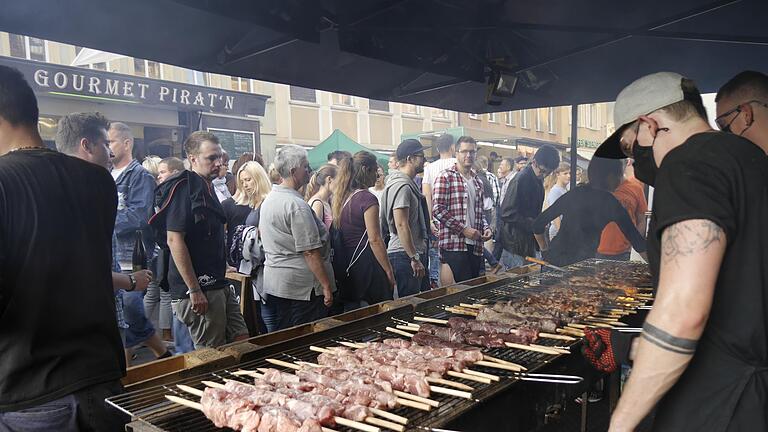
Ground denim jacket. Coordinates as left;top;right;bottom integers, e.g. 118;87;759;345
113;159;156;268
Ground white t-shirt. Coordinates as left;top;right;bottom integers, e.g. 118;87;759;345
110;166;126;181
422;157;456;190
463;173;477;245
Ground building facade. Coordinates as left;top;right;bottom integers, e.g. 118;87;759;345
0;32;611;166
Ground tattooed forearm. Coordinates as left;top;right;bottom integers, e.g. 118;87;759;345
661;220;723;266
641;322;697;355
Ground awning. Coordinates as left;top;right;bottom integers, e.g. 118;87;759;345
2;0;766;113
71;48;126;67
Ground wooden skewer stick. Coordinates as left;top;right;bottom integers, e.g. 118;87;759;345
338;341;368;349
538;332;576;341
557;327;585;337
459;303;483;309
446;370;491;384
483;354;526;370
425;377;474;391
369;408;408;425
462;368;500;381
177;384;204;397
530;344;570;354
413;316;448;324
444;307;478;317
266;358;302;370
505;342;564;355
474;360;523;372
385;326;419;338
233;369;265;379
392;391;438;408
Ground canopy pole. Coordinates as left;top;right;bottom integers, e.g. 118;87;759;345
570;104;578;190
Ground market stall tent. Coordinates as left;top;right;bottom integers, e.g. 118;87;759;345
307;129;390;170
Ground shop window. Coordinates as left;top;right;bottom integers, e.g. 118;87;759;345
369;99;390;112
289;86;317;103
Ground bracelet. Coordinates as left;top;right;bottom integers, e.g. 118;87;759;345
127;274;136;292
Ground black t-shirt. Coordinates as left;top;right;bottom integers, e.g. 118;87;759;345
647;132;768;431
0;149;124;411
222;197;252;253
532;184;646;266
165;176;228;300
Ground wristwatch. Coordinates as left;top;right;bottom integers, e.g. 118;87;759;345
127;273;137;292
410;253;420;262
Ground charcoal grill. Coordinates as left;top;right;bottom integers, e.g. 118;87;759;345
109;259;651;432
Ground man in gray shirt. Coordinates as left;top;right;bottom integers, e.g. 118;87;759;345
381;139;429;297
260;145;335;331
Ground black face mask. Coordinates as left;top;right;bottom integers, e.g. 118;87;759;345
632;144;657;186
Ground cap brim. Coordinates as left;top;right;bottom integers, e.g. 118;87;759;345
594;125;629;159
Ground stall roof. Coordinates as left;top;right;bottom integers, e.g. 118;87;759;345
1;0;767;113
307;129;390;169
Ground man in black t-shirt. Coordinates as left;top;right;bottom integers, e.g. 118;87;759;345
0;66;127;430
154;131;248;349
595;72;768;432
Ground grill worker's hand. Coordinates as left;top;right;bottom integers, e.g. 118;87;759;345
582;328;635;373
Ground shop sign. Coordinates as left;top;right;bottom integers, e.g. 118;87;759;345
0;57;267;117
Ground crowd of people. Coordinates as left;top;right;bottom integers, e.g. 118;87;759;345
2;61;768;431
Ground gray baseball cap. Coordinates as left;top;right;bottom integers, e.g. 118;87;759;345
595;72;686;158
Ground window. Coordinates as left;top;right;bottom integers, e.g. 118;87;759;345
588;104;599;129
488;112;497;123
230;77;251;92
28;38;46;61
369;100;390;112
146;61;161;79
9;34;26;58
505;111;515;126
520;110;529;129
402;104;421;115
535;109;542;131
9;34;47;61
334;93;355;107
134;59;162;79
289;85;317;103
468;113;480;120
91;62;107;71
548;108;556;133
432;108;448;118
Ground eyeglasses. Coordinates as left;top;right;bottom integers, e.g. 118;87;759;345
716;100;768;133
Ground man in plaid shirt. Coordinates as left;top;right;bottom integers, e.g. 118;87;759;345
433;136;492;283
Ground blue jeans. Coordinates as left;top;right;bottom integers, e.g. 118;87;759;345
172;308;195;354
268;292;326;331
122;290;155;348
428;243;440;284
0;381;127;432
483;246;498;267
389;251;429;298
260;299;280;333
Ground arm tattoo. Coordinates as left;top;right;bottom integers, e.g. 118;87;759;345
641;322;697;355
661;220;723;266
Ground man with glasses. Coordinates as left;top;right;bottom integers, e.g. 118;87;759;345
594;72;768;432
497;145;560;270
151;131;249;348
433;136;493;282
715;70;768;154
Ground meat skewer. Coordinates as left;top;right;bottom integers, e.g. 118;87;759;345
389;326;569;356
412;316;575;341
171;380;385;432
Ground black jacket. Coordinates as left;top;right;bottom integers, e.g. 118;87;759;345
498;166;545;257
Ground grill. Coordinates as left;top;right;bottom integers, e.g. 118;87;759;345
109;259;651;432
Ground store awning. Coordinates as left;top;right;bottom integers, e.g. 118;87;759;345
307;129;390;170
2;0;766;114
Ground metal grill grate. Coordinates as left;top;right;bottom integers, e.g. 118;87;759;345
108;259;650;431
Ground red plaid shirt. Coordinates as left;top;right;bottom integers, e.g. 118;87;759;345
432;165;489;256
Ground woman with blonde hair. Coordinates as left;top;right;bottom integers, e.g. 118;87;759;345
332;151;395;310
305;164;338;230
222;161;272;265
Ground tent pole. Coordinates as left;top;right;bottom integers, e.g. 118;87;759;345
570;104;578;189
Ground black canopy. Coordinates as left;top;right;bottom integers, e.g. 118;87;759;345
1;0;766;112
